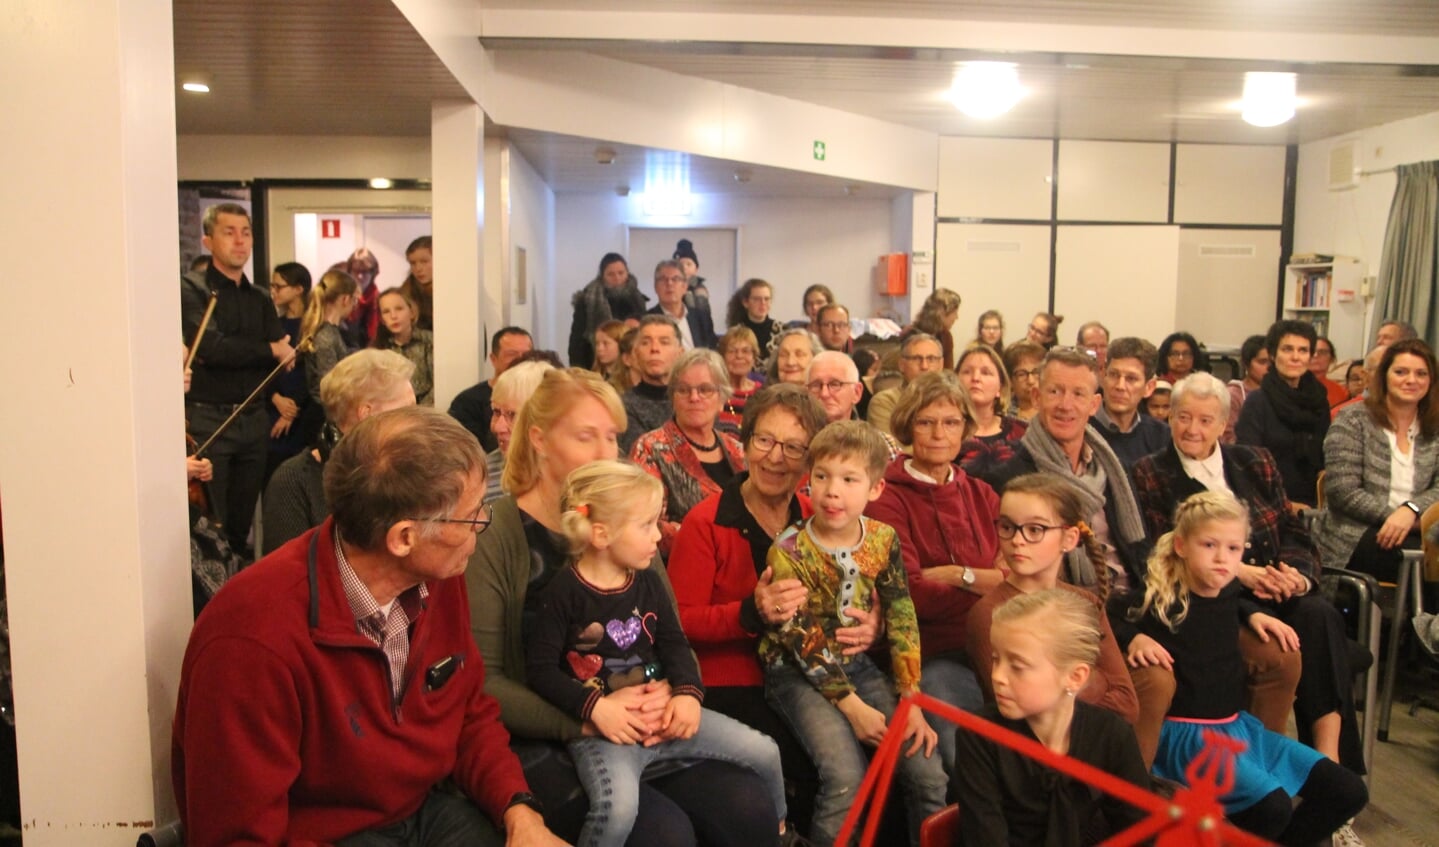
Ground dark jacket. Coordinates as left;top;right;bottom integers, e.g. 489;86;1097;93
1131;442;1318;577
1091;411;1170;470
647;303;718;350
1235;374;1330;507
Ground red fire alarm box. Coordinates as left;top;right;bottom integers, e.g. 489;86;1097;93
875;253;908;296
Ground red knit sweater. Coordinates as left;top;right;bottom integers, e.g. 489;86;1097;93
864;457;1001;657
172;520;528;846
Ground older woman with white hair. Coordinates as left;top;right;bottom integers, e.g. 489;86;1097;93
630;348;746;556
763;328;823;387
1130;372;1364;776
260;349;417;554
483;359;554;504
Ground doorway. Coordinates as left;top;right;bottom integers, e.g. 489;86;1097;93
626;227;738;322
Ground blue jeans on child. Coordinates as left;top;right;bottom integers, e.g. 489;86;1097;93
917;653;983;779
568;707;786;847
765;654;948;847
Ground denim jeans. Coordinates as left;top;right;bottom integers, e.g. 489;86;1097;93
334;788;502;847
917;653;983;780
568;708;786;847
765;654;948;847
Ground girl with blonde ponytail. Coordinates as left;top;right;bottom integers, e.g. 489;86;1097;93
964;472;1138;725
1109;490;1367;844
523;459;796;847
299;269;358;405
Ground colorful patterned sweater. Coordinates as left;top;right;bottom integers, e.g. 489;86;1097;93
759;517;923;702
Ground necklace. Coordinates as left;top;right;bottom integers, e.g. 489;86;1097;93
741;482;790;538
678;421;719;452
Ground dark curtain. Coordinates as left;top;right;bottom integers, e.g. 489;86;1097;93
1376;161;1439;344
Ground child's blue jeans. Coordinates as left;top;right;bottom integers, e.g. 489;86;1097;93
765;653;948;847
568;707;786;847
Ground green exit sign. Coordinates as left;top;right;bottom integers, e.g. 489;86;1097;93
813;140;826;161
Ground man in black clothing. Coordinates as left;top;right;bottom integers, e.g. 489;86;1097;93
1092;336;1170;469
619;315;682;453
447;327;533;451
182;203;294;556
646;260;717;350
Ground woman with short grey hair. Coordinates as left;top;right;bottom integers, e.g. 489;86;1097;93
630;348;745;556
763;328;823;386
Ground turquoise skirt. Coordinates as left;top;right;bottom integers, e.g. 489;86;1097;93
1153;711;1323;813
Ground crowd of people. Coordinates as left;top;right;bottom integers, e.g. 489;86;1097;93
177;219;1439;846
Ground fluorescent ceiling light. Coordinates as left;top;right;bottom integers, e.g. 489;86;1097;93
179;72;212;94
947;62;1024;119
1242;72;1296;127
369;177;393;189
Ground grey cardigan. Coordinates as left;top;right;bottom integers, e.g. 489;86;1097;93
464;494;684;742
1317;403;1439;569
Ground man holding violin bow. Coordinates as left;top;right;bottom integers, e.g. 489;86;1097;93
182;203;296;558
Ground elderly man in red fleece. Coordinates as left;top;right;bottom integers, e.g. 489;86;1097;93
173;406;565;847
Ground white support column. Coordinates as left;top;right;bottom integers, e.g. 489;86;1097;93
0;0;192;842
431;101;487;408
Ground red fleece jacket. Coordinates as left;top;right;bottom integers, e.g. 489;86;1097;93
864;457;1001;657
172;519;528;846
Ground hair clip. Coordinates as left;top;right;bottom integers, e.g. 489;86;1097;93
1074;520;1092;537
574;504;590;518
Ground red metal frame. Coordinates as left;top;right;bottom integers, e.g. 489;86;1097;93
835;693;1275;847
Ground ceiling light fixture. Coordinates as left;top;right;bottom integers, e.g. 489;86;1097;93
594;147;617;165
369;177;393;190
946;62;1024;119
734;170;752;184
1241;72;1297;127
179;73;212;94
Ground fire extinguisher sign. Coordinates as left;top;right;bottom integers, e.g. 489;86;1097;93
322;219;341;239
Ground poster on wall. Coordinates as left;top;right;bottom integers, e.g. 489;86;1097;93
178;184;254;280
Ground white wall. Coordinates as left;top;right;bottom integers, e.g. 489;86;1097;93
1294;109;1439;342
506;143;555;354
549;193;894;355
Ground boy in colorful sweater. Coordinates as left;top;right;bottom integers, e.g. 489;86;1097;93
760;420;947;846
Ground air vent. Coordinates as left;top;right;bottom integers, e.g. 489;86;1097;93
966;240;1021;252
1198;244;1256;258
1328;140;1360;191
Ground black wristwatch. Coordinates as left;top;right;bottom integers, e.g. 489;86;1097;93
1404;500;1422;517
506;791;544;815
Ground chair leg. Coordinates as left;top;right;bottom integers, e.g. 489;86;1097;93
1379;550;1423;742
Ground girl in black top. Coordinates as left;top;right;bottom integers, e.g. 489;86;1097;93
955;589;1147;847
1109;491;1366;846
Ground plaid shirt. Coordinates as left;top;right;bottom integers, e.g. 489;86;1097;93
334;531;429;702
1130;442;1318;577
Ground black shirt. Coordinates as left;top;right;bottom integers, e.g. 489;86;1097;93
448;379;497;452
182;265;285;404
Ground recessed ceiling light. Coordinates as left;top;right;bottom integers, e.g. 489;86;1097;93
1241;72;1297;127
946;62;1024;119
595;147;617;165
369;177;393;190
179;73;212;94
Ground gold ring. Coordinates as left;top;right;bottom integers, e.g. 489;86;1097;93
774;604;783;613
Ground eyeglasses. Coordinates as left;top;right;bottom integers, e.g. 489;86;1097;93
674;383;720;399
912;417;965;434
819;321;850;331
806;379;854;395
409;502;493;535
724;348;756;359
994;517;1067;543
1011;368;1039;380
268;283;290;292
902;354;943;366
490;408;517;424
750;433;808;461
1168;349;1194;360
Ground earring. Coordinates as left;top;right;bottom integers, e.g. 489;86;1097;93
1064;688;1075;697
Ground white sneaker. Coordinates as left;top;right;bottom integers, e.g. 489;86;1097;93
1333;822;1365;847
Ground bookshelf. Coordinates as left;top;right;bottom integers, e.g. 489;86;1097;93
1282;257;1365;362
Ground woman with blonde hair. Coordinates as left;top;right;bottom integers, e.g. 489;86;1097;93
910;287;962;369
467;368;776;846
299;269;358;406
717;326;761;431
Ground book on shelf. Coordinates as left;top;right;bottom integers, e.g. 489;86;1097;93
1290;253;1335;265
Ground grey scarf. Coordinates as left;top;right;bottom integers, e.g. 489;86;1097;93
574;274;647;343
1019;422;1146;586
